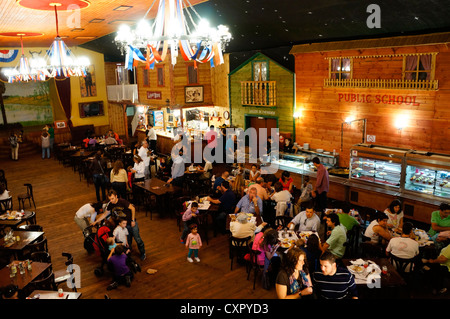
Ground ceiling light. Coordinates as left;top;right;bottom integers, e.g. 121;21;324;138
114;0;231;69
113;5;133;11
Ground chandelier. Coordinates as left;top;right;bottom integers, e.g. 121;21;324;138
2;34;42;83
114;0;232;70
36;3;90;78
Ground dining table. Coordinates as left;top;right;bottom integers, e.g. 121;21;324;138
0;210;35;229
28;289;82;299
0;230;45;259
343;257;407;298
0;261;52;291
133;178;182;218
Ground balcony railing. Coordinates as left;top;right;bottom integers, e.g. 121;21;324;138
324;78;439;91
107;84;139;103
241;81;277;106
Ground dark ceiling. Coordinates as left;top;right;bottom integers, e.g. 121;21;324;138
80;0;450;71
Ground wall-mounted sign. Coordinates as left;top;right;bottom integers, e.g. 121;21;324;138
367;135;376;143
147;91;162;100
247;108;276;116
338;93;420;106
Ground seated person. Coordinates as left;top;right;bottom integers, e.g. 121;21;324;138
386;222;419;272
312;251;358;299
287;201;321;232
247;177;269;201
104;133;118;145
271;181;293;203
198;157;213;180
0;183;10;200
364;211;392;245
428;202;450;245
249;164;261;182
384;199;404;232
422;243;450;295
230;212;257;244
212;171;230;197
276;247;313;299
235;186;263;217
336;203;360;232
320;213;347;259
207;181;237;234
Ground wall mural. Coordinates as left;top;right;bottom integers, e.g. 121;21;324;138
80;65;96;97
0;80;52;127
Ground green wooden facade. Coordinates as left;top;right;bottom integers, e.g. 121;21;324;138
228;52;295;137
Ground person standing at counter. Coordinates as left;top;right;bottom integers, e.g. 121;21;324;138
147;124;157;153
312;157;329;214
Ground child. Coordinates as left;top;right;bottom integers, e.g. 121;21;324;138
107;244;133;290
126;166;133;189
185;224;202;263
180;202;199;244
113;218;129;249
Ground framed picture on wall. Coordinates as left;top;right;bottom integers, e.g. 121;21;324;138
54;120;67;129
79;101;104;118
80;65;97;97
185;85;203;103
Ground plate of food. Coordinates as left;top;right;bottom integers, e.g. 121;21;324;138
348;265;364;274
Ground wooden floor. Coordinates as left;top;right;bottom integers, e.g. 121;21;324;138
1;151;275;299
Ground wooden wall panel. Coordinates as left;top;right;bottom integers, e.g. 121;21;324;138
293;43;450;167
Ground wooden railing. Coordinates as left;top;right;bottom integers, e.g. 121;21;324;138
324;78;439;90
241;81;277;106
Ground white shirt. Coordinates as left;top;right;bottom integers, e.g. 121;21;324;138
386;237;419;260
75;203;96;222
147;127;157;140
271;190;292;203
138;147;150;166
364;220;381;243
290;211;321;232
384;209;404;229
133;161;146;179
113;226;129;247
0;190;10;200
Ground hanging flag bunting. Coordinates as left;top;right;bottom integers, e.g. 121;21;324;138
0;49;19;63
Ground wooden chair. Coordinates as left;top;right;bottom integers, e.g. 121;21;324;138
22;211;36;225
246;249;264;290
343;224;360;258
0;197;13;214
54;252;78;292
388;253;418;281
30;271;57;291
274;215;291;229
18;224;43;232
18;183;36;211
30;251;52;263
229;236;251;271
175;196;191;231
20;236;48;260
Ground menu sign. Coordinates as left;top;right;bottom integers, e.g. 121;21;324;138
338;93;420;106
147;91;162;100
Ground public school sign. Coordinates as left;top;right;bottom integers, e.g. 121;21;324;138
338;93;420;106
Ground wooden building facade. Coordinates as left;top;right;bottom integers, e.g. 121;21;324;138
229;52;295;141
290;32;450;168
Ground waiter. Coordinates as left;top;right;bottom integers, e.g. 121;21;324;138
312;157;329;214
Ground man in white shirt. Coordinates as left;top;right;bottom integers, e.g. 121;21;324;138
386;222;419;261
287;201;321;232
147;124;157;153
138;140;151;178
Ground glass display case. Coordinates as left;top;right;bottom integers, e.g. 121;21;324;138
404;151;450;199
349;144;407;189
274;153;308;174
